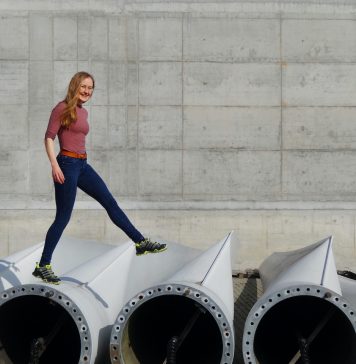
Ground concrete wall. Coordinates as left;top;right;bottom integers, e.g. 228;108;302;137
1;0;356;271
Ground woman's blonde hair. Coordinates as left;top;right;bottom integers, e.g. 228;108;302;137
60;71;95;128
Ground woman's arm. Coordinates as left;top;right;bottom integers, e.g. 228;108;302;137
45;138;65;184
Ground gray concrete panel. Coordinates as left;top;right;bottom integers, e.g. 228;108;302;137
29;14;53;61
184;17;280;62
139;17;182;61
0;16;28;60
283;107;356;150
108;62;126;105
90;16;109;61
0;104;28;150
109;17;127;61
183;150;281;199
184;106;280;150
184;63;281;106
78;16;90;61
127;63;138;105
29;61;53;105
139;150;182;196
109;150;138;196
87;150;110;187
127;106;139;148
108;105;127;149
139;62;182;105
53;61;78;102
90;106;108;150
283;151;356;199
29;149;53;195
0;151;28;194
283;63;356;106
139;106;182;149
0;218;9;257
126;17;138;62
90;62;109;105
1;209;356;271
53;16;78;60
29;104;51;150
78;60;90;73
282;19;356;62
0;61;28;105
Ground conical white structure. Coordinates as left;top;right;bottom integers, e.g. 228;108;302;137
242;236;356;364
110;232;235;364
0;236;201;364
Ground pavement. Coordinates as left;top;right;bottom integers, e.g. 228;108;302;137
233;278;263;364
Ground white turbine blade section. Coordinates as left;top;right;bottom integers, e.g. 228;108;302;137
168;233;232;284
52;236;119;273
0;237;123;291
261;236;341;296
111;233;236;364
201;233;234;320
259;236;331;285
60;241;132;283
123;240;202;300
59;241;134;317
243;236;356;364
167;232;234;319
0;242;44;288
0;241;44;264
339;275;356;307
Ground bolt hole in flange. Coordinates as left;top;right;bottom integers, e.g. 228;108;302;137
253;296;356;364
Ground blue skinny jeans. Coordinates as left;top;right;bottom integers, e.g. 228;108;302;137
40;155;144;265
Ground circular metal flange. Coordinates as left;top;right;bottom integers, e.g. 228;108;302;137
0;284;92;363
110;283;234;364
242;284;356;364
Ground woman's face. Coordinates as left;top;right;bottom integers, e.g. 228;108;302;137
77;77;94;104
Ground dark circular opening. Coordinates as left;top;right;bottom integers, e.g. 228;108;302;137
0;295;81;364
126;295;223;364
254;296;356;364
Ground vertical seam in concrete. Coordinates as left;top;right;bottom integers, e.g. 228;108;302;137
76;15;79;72
136;15;140;199
106;16;110;192
105;15;111;239
89;14;93;150
52;13;55;106
123;16;129;198
27;11;30;195
279;10;284;201
181;13;184;201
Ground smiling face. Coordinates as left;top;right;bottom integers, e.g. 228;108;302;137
77;77;94;105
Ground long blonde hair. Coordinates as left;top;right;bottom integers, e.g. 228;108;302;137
60;72;95;128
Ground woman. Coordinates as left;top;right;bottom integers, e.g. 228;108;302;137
32;71;166;284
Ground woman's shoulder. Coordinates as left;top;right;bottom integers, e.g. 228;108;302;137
52;101;67;112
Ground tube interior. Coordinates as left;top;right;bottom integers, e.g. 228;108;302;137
0;295;81;364
253;295;356;364
124;295;223;364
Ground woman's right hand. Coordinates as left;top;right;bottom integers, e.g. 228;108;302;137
52;164;65;184
44;138;65;184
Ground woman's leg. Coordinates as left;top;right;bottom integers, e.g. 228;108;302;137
39;159;80;265
77;162;145;243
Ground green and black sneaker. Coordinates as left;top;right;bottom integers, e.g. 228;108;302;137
32;263;61;285
135;238;167;256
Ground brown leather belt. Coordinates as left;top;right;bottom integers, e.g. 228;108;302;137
60;150;87;159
